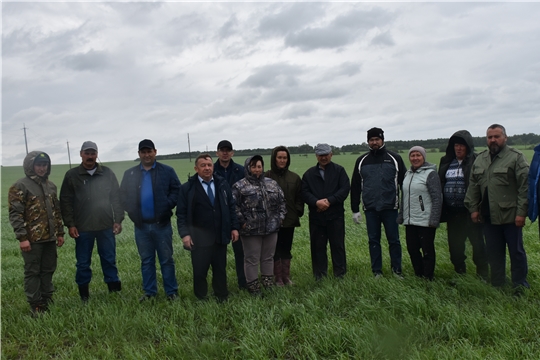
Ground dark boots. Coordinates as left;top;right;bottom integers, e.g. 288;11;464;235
274;259;284;286
261;275;274;289
282;259;293;285
107;281;122;293
78;284;90;302
246;279;262;297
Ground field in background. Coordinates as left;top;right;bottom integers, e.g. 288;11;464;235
2;149;540;359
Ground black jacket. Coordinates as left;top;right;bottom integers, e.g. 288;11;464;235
177;174;239;245
60;164;124;232
438;130;476;221
350;145;406;213
302;161;350;223
119;162;181;228
213;159;244;187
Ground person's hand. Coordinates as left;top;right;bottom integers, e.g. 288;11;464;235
515;216;526;228
231;230;239;242
352;212;362;224
182;235;194;250
113;223;122;235
316;199;330;211
20;240;31;252
68;227;79;239
471;212;481;224
57;236;65;247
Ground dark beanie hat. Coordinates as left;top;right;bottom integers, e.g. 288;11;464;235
367;127;384;141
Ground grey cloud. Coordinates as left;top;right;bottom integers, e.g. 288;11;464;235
334;62;362;77
437;87;495;109
219;15;239;39
331;7;394;31
285;7;395;51
258;3;326;36
63;50;111;71
281;103;317;119
240;64;304;89
285;28;352;51
371;31;395;47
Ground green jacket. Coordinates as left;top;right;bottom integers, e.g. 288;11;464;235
60;163;124;232
464;145;529;225
8;151;64;243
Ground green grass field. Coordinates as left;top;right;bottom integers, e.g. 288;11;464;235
2;149;540;359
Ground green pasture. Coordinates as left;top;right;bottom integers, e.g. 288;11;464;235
2;149;540;359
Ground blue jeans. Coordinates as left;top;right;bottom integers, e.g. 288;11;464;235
365;209;402;274
135;223;178;296
75;228;119;285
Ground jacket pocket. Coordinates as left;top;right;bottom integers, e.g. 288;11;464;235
492;168;509;186
498;201;516;209
419;195;425;211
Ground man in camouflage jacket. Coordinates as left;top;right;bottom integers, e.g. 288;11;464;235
9;151;64;316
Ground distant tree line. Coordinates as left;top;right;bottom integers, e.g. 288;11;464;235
153;133;540;161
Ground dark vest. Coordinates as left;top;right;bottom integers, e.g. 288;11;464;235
191;181;222;247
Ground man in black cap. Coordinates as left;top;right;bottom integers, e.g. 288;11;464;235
119;139;181;302
213;140;247;289
302;143;350;280
439;130;488;279
350;128;407;279
60;141;124;301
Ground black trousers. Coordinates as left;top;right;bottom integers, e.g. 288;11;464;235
446;211;488;279
232;239;247;288
274;227;295;260
309;219;346;279
190;243;228;299
483;223;529;288
405;225;436;280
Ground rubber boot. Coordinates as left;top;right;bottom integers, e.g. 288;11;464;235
78;284;90;303
282;259;294;285
274;259;284;286
107;281;122;293
246;279;262;297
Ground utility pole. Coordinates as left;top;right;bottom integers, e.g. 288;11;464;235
67;140;72;168
22;123;29;154
187;133;192;162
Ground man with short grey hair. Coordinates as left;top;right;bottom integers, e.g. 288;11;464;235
60;141;124;302
465;124;530;292
302;143;350;280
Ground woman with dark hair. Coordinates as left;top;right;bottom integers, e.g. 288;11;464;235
265;146;304;286
398;146;442;280
232;155;286;296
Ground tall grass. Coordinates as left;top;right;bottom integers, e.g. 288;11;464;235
2;151;540;359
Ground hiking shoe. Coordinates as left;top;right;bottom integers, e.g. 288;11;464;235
374;272;384;279
393;272;404;280
166;294;178;301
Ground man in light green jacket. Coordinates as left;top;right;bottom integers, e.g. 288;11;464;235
464;124;529;291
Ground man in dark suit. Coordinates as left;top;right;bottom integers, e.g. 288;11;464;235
177;154;239;302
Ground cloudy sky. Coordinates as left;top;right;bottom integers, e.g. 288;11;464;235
2;2;540;166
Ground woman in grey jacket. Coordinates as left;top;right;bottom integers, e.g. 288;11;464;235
232;155;286;296
398;146;442;280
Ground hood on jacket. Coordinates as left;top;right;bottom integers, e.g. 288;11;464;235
244;155;265;181
23;151;51;179
443;130;475;160
270;146;291;175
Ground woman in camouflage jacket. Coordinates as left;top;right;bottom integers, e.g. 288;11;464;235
232;155;286;295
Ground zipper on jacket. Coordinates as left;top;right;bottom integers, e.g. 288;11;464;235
419;195;425;211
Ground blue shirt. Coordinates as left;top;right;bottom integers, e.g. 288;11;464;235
198;176;215;197
140;162;156;220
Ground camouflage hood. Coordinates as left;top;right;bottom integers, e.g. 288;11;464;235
23;151;51;180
